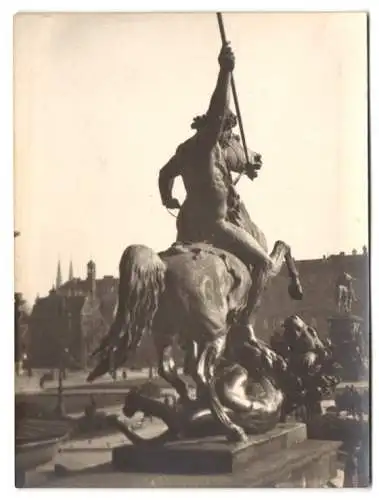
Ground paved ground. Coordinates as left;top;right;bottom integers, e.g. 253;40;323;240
25;417;167;487
16;371;368;396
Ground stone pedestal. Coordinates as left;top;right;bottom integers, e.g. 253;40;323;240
328;315;367;381
110;422;341;487
113;422;306;474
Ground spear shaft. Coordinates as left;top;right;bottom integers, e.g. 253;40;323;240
216;12;249;185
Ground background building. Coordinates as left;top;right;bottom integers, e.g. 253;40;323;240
28;259;156;369
27;247;369;370
255;247;369;342
14;292;30;374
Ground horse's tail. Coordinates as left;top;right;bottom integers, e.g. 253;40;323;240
87;245;166;382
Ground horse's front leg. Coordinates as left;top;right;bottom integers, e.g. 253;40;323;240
283;247;303;300
265;240;303;301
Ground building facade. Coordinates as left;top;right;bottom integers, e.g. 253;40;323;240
28;260;112;369
28;248;369;369
15;292;30;373
255;248;369;342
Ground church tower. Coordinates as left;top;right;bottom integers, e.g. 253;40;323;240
87;260;96;296
68;259;74;281
56;260;62;290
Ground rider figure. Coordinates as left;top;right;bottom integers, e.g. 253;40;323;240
336;271;354;287
158;43;281;276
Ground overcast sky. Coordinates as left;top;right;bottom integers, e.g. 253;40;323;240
14;12;368;304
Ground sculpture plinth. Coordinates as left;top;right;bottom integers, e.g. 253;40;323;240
112;422;306;474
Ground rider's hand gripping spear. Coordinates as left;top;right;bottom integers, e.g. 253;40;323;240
216;12;252;186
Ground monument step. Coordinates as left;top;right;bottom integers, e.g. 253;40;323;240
112;422;307;474
263;439;342;488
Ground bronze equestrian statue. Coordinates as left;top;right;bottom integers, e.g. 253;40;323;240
335;271;356;313
87;43;335;443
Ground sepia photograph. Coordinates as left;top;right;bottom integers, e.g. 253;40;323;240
13;10;370;488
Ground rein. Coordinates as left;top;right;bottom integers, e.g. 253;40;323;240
166;208;178;218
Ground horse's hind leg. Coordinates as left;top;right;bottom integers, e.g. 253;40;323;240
196;334;248;442
156;338;192;403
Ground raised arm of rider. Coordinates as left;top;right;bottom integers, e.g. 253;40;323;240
198;43;234;148
158;155;181;208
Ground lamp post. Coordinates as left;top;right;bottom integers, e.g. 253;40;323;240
55;308;71;417
55;347;68;417
110;346;117;380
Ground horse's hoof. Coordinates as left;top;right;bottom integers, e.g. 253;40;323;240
288;281;303;300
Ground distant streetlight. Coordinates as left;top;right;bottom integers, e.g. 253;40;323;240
55;308;71;417
110;347;117;380
55;347;69;417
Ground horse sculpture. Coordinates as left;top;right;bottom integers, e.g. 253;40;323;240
87;226;326;443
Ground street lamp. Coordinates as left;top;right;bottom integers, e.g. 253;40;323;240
55;347;68;417
54;308;71;417
110;346;117;380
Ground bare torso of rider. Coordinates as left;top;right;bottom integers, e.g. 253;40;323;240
178;136;238;221
159;43;280;276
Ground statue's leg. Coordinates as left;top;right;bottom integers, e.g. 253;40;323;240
240;264;267;325
155;336;192;402
183;340;198;376
196;334;248;442
348;292;353;312
234;243;294;366
240;241;291;326
211;218;280;273
183;340;210;401
283;245;303;300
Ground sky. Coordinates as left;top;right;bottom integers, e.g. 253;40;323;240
14;12;368;304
